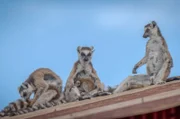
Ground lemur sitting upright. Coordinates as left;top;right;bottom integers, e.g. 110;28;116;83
133;21;173;84
114;21;173;93
64;46;103;102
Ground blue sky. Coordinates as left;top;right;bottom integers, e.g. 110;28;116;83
0;0;180;109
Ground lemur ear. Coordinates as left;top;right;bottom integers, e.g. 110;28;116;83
24;82;29;87
22;84;26;89
77;46;81;53
90;46;95;52
22;82;28;88
151;21;157;28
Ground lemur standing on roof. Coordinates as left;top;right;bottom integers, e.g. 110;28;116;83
114;21;173;93
18;68;62;106
64;46;103;102
0;68;63;117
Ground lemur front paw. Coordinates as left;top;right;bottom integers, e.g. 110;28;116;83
132;68;137;74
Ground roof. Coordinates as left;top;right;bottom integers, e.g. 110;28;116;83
2;78;180;119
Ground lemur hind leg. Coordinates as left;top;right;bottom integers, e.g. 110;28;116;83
153;60;171;85
113;75;151;94
33;90;57;106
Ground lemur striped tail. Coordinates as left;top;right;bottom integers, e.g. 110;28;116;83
0;98;66;117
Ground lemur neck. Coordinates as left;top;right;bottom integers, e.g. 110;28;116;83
150;34;162;39
150;27;162;39
79;61;91;68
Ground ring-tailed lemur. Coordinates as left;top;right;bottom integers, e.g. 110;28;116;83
64;46;105;102
114;21;173;93
18;68;62;106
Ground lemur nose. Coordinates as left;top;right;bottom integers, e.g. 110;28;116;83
84;58;88;62
23;93;27;97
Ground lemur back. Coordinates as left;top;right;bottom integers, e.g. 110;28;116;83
26;68;62;91
18;68;62;107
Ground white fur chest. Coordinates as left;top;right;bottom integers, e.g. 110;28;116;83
146;38;165;74
147;38;162;51
76;63;92;79
147;39;163;60
147;38;164;59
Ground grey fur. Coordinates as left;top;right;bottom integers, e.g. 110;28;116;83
114;21;173;93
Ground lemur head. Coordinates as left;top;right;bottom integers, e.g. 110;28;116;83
143;21;161;38
18;82;33;100
77;46;94;64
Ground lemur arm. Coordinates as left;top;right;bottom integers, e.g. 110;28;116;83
30;87;44;106
165;49;173;68
90;63;102;91
132;56;147;74
169;53;173;68
132;45;149;74
65;61;78;92
29;76;49;107
166;51;173;68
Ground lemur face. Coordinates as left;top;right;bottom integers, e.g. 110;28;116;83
143;21;158;38
18;82;33;100
77;46;94;64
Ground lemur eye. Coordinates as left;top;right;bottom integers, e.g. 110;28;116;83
145;28;150;32
87;53;91;56
81;53;85;57
23;93;27;97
